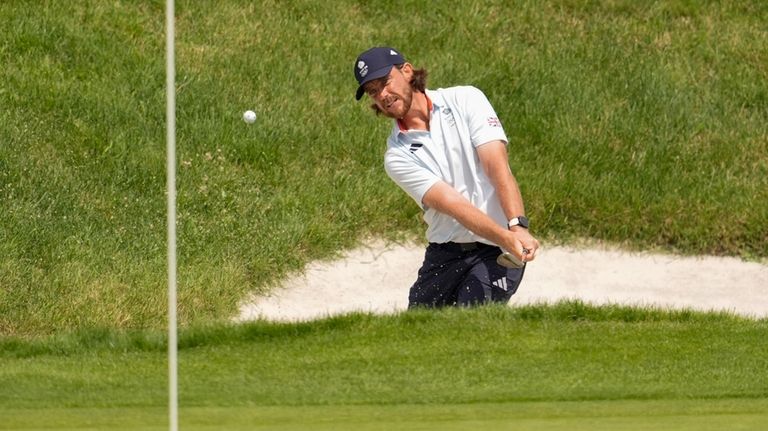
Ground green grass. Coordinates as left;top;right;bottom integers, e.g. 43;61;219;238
3;4;767;428
4;400;768;431
1;303;767;429
1;0;767;335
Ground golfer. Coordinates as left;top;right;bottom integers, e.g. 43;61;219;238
353;46;540;308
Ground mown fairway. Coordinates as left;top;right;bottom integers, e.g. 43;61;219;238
2;304;767;430
4;400;768;431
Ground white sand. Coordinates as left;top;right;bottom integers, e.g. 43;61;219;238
236;240;768;322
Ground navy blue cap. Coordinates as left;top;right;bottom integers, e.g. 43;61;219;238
354;47;406;100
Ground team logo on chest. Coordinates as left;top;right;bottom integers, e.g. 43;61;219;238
443;107;456;128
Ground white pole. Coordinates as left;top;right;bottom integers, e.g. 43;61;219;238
165;0;178;430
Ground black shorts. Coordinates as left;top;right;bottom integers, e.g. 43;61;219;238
408;242;525;308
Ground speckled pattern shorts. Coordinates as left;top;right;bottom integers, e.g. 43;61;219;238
408;242;525;308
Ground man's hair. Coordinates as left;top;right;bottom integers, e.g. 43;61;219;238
409;66;428;92
369;64;429;115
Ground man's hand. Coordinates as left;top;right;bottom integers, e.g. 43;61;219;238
505;226;540;263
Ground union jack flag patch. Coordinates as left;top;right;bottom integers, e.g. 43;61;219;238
487;117;502;127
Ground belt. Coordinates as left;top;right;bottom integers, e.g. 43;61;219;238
432;242;495;252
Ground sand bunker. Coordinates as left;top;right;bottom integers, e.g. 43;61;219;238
237;240;768;322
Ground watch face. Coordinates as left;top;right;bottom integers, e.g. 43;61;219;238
519;216;529;228
510;216;529;229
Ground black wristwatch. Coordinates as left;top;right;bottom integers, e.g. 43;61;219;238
508;216;529;229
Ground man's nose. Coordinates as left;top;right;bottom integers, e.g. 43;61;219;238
377;86;391;100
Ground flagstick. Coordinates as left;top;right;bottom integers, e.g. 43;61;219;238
165;0;178;430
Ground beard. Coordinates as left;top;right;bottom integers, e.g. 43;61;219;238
380;85;413;120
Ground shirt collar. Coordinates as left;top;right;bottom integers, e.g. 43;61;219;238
396;91;434;133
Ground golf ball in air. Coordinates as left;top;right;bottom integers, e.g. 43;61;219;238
243;110;257;124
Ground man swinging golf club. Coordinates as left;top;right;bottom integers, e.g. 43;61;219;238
354;47;540;308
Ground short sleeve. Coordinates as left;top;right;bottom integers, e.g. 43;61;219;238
462;86;508;148
384;148;441;209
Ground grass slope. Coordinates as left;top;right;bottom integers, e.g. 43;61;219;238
1;0;767;334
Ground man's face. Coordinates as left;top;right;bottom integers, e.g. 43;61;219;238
363;64;413;119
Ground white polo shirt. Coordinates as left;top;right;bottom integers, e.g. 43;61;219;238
384;86;509;244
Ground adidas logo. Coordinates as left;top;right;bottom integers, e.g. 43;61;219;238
409;142;423;153
492;277;508;291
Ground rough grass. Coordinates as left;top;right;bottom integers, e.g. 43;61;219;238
1;0;767;335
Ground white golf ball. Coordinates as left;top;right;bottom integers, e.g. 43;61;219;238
243;110;257;124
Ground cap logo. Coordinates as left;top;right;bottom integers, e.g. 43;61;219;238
390;49;398;55
357;60;368;78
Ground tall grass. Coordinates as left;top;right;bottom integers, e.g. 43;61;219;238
1;0;766;335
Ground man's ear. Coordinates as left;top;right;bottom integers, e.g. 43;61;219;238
400;62;414;78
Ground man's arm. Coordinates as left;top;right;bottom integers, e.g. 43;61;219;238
476;141;524;219
421;180;539;261
475;140;539;260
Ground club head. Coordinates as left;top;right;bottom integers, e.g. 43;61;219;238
497;252;524;269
